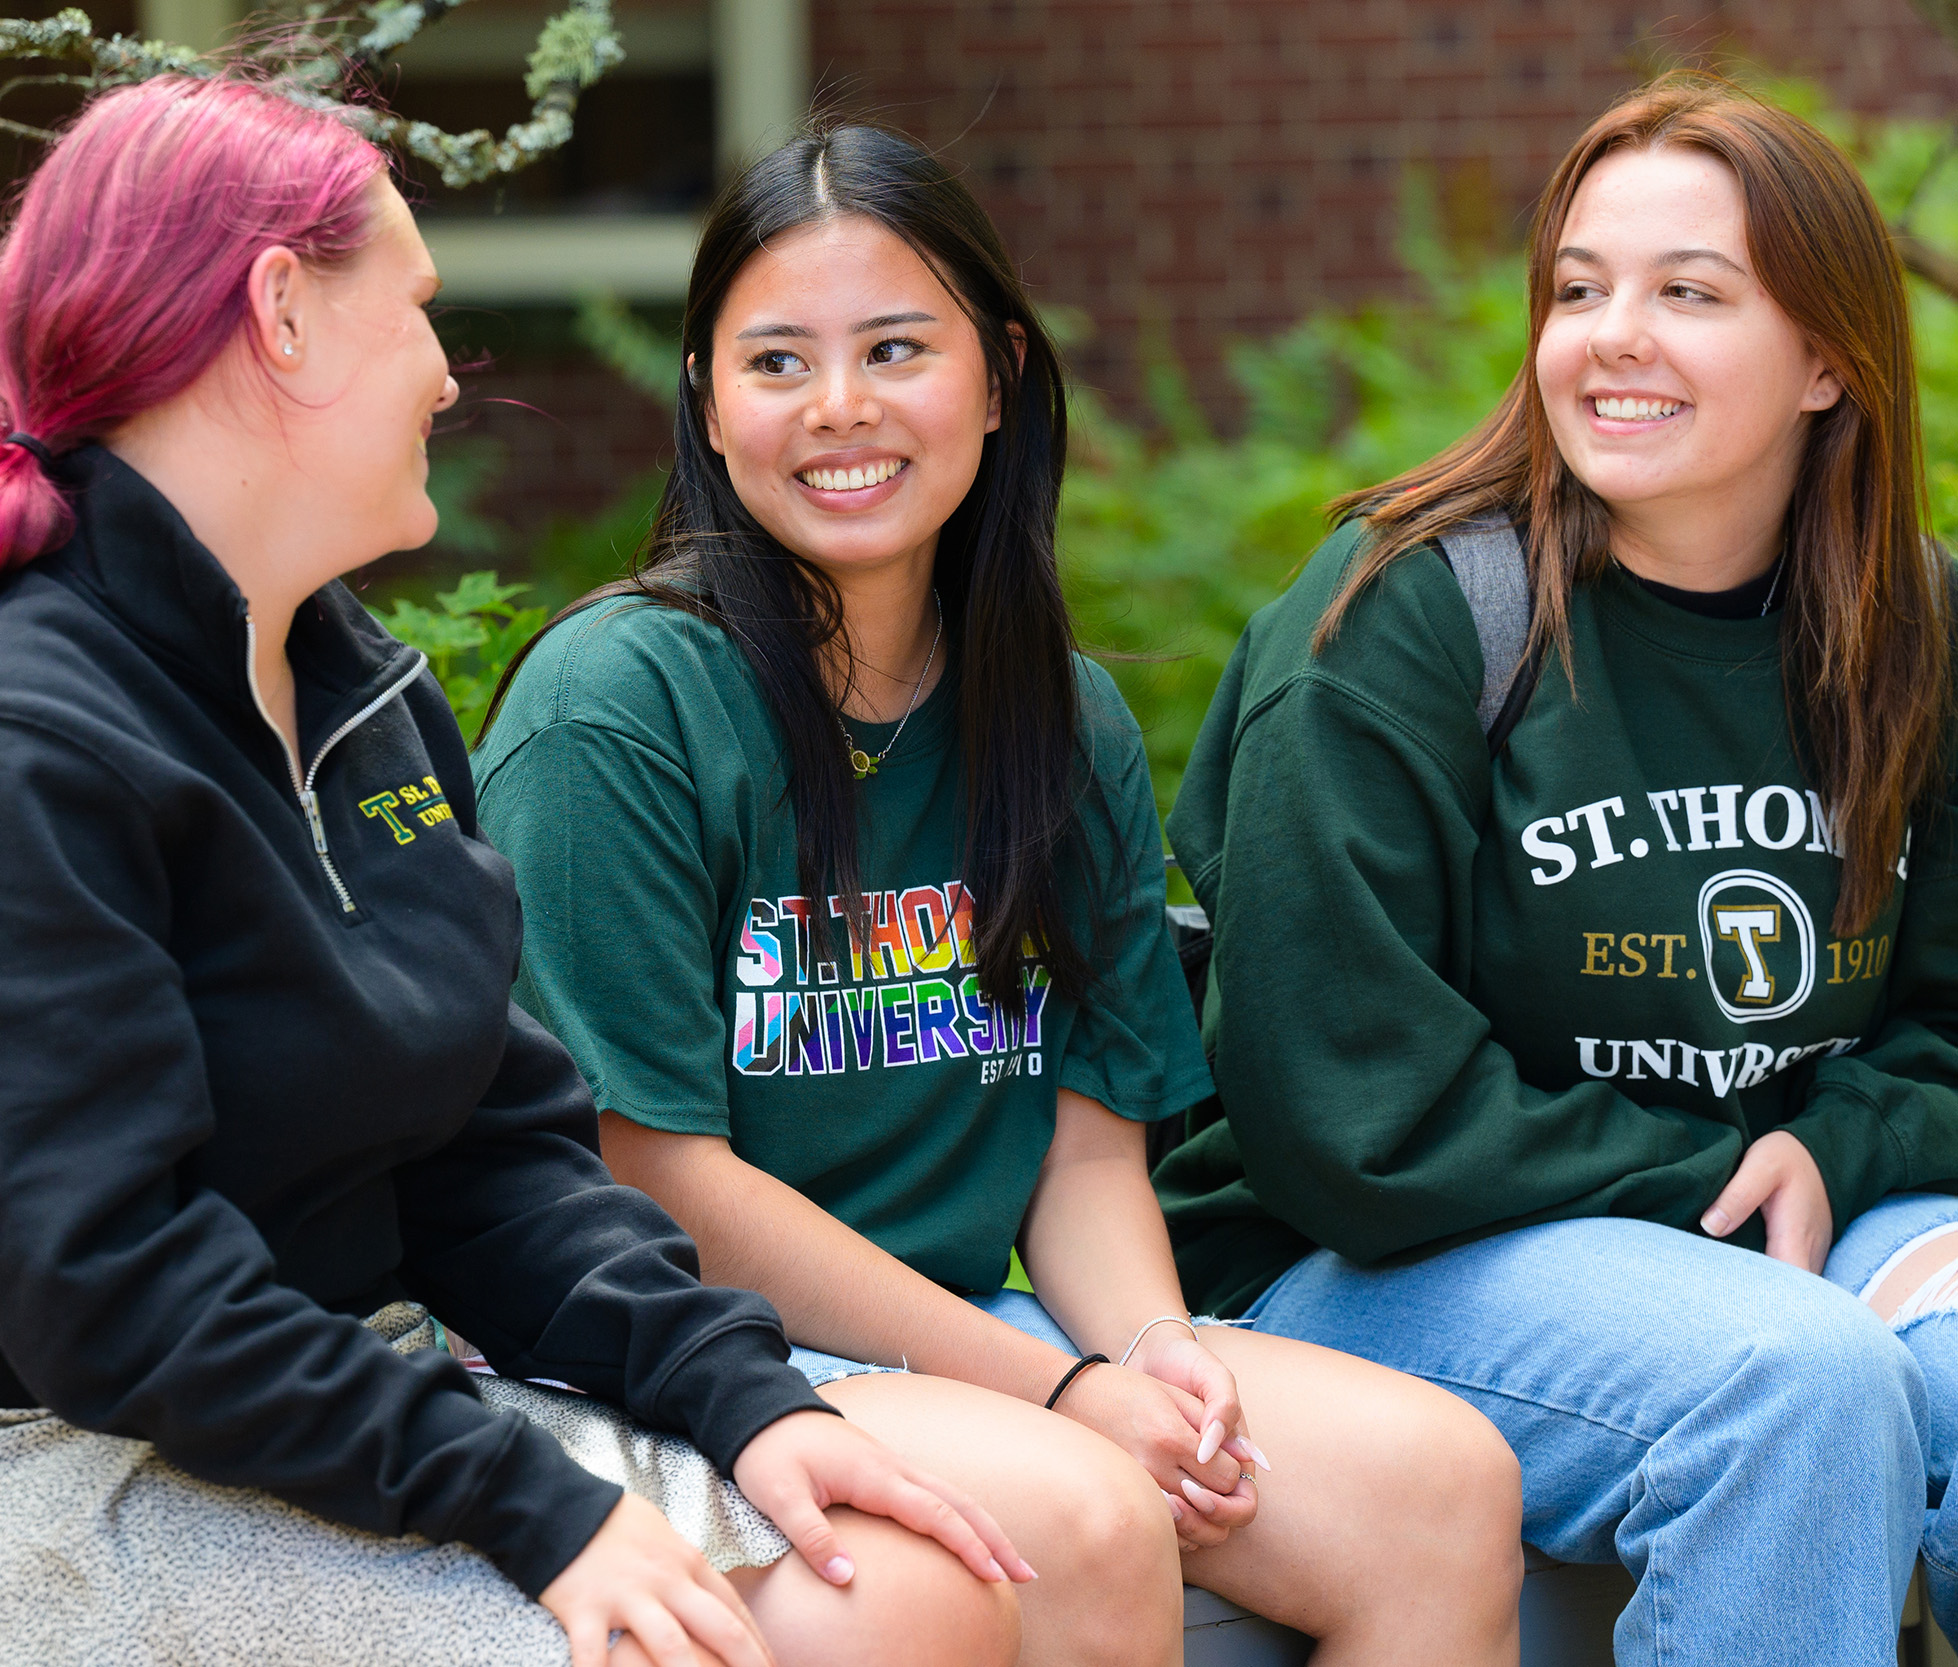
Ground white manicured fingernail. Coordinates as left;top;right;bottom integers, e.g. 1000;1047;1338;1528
1162;1488;1184;1521
986;1558;1005;1581
1701;1208;1731;1236
1247;1441;1273;1472
1196;1420;1225;1464
824;1555;854;1583
1181;1477;1218;1513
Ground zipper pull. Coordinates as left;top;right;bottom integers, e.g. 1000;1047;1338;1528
300;788;330;856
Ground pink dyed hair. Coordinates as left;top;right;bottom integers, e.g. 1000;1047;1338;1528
0;76;386;570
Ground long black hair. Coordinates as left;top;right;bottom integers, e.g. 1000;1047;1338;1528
485;122;1090;1015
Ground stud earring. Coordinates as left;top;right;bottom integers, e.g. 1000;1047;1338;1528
282;343;295;357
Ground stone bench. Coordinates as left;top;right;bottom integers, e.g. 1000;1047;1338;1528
1181;1557;1956;1664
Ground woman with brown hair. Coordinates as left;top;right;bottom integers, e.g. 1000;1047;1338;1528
1157;71;1958;1658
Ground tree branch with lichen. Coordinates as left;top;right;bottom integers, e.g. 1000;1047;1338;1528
1892;4;1958;300
0;9;203;83
0;0;621;187
336;0;622;185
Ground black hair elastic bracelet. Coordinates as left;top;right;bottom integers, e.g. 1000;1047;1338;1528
1044;1352;1109;1411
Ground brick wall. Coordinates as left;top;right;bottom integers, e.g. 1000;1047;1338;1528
807;0;1958;416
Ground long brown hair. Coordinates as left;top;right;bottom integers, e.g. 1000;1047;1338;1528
1318;72;1949;937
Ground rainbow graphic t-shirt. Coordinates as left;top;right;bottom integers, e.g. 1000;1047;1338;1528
726;879;1051;1082
475;599;1211;1294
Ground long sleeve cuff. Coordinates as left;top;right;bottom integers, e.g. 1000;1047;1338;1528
452;1411;624;1599
652;1322;838;1477
1783;1085;1913;1242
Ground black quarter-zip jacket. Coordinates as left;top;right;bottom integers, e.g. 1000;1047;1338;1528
0;446;832;1597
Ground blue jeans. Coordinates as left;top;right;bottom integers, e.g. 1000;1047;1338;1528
788;1288;1232;1384
1249;1207;1941;1665
1830;1193;1958;1640
786;1288;1085;1386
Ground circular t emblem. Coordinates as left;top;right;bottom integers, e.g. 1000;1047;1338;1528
1696;868;1816;1024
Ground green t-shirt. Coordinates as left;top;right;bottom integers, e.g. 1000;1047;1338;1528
473;597;1212;1293
1158;521;1958;1316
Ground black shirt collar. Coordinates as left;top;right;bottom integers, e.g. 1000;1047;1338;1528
39;443;419;748
1626;556;1785;621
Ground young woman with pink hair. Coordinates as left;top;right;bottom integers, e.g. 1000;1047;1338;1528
0;74;1028;1667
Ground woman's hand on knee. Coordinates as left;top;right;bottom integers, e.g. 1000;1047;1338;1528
1058;1362;1259;1552
732;1408;1036;1588
1701;1130;1833;1273
540;1493;772;1667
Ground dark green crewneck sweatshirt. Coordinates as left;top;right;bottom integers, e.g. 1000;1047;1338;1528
1157;520;1958;1318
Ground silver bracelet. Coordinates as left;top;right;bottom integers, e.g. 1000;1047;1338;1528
1119;1313;1197;1367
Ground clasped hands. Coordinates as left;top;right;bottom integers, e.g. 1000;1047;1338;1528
1052;1324;1271;1554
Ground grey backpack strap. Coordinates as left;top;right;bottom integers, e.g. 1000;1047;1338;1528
1437;516;1532;741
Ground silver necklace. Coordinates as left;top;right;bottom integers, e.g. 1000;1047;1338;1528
840;589;942;781
1611;547;1787;616
1758;549;1787;617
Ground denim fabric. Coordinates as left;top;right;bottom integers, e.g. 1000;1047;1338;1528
1246;1215;1927;1666
1825;1192;1958;1641
786;1288;1083;1386
784;1343;903;1390
786;1288;1231;1387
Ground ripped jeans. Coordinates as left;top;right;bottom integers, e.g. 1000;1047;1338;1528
1827;1192;1958;1643
1246;1212;1931;1666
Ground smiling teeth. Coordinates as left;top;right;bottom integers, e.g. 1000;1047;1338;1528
799;458;907;491
1595;397;1682;421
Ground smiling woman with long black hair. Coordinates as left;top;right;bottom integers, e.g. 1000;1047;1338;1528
476;122;1525;1667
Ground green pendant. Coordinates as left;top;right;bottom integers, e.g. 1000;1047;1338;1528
849;747;876;780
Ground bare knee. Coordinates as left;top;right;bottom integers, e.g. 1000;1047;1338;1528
1381;1387;1522;1598
738;1510;1019;1667
1432;1397;1524;1569
612;1637;740;1667
866;1541;1019;1667
1076;1439;1182;1579
916;1546;1021;1667
1328;1380;1521;1592
1036;1440;1182;1662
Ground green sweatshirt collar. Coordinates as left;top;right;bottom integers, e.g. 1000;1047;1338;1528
1593;563;1783;668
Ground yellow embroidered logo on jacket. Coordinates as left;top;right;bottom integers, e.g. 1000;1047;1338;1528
359;775;452;845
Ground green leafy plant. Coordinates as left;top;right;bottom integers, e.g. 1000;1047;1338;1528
376;571;545;744
524;472;663;604
1840;100;1958;548
1064;104;1958;825
365;465;664;741
575;296;682;404
402;89;1958;821
422;436;510;562
1061;178;1527;821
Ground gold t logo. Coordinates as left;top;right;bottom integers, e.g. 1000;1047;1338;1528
1714;904;1781;1003
359;791;415;845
